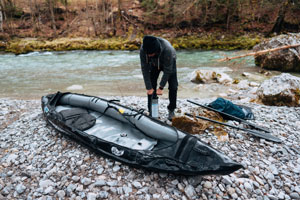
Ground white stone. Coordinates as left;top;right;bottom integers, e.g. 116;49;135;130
66;85;83;90
203;181;212;189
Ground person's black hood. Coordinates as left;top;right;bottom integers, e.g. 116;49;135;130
142;36;161;54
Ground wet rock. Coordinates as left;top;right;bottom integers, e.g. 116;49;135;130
257;73;300;106
189;69;232;85
254;33;300;71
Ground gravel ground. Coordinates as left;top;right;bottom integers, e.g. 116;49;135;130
0;96;300;200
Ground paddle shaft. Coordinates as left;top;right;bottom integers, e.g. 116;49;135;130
187;100;271;133
185;113;281;143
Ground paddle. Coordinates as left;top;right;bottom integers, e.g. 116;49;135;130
187;100;271;133
184;113;281;143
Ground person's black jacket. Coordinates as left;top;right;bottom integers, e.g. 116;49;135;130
140;37;176;90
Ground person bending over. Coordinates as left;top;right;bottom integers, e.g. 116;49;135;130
140;35;178;120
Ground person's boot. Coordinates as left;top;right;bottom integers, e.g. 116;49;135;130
168;109;175;121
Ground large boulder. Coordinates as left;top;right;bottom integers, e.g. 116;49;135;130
256;73;300;106
253;33;300;72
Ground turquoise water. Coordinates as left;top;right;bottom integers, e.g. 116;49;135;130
0;50;261;99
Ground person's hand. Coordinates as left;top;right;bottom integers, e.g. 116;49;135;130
147;89;154;95
157;88;163;95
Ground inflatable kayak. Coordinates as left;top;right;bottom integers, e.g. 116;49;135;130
41;92;243;175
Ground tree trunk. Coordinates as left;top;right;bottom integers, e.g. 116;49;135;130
217;43;300;62
201;0;208;26
28;0;35;36
49;0;57;37
270;0;290;34
86;0;90;36
0;0;3;32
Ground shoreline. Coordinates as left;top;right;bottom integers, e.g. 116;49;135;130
1;96;300;199
0;34;262;55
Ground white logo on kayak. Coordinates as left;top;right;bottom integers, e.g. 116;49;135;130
111;147;124;156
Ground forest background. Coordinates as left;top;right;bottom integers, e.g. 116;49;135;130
0;0;300;53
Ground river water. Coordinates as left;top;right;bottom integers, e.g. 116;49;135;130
0;50;269;99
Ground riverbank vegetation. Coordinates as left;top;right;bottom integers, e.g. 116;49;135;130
0;0;299;53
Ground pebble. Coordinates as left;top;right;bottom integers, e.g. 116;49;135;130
203;181;212;189
72;176;80;182
81;178;92;186
184;185;196;199
244;182;253;193
132;181;142;189
56;190;65;198
290;192;300;199
15;184;26;194
0;97;300;200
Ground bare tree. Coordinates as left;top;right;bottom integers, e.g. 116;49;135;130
270;0;290;34
0;0;3;32
48;0;57;37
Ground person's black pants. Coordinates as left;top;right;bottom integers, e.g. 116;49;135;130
147;64;178;114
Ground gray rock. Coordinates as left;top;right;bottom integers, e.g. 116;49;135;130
184;185;196;199
203;181;212;189
97;167;104;175
244;182;253;193
254;33;300;72
257;73;300;106
222;176;233;185
123;186;132;194
112;165;120;172
106;181;117;187
227;187;235;195
15;184;26;194
278;192;285;199
67;184;77;193
188;176;202;186
264;172;275;181
132;181;142;189
268;194;279;200
94;179;106;187
39;180;54;188
295;186;300;193
81;178;92;186
72;176;80;182
171;180;179;185
269;164;279;175
7;171;14;176
1;186;10;195
87;193;97;200
44;186;54;195
290;192;300;199
159;173;168;178
56;190;65;198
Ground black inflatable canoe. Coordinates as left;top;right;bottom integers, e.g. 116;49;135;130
41;92;243;175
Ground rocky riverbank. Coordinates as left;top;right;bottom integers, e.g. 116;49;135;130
0;96;300;200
